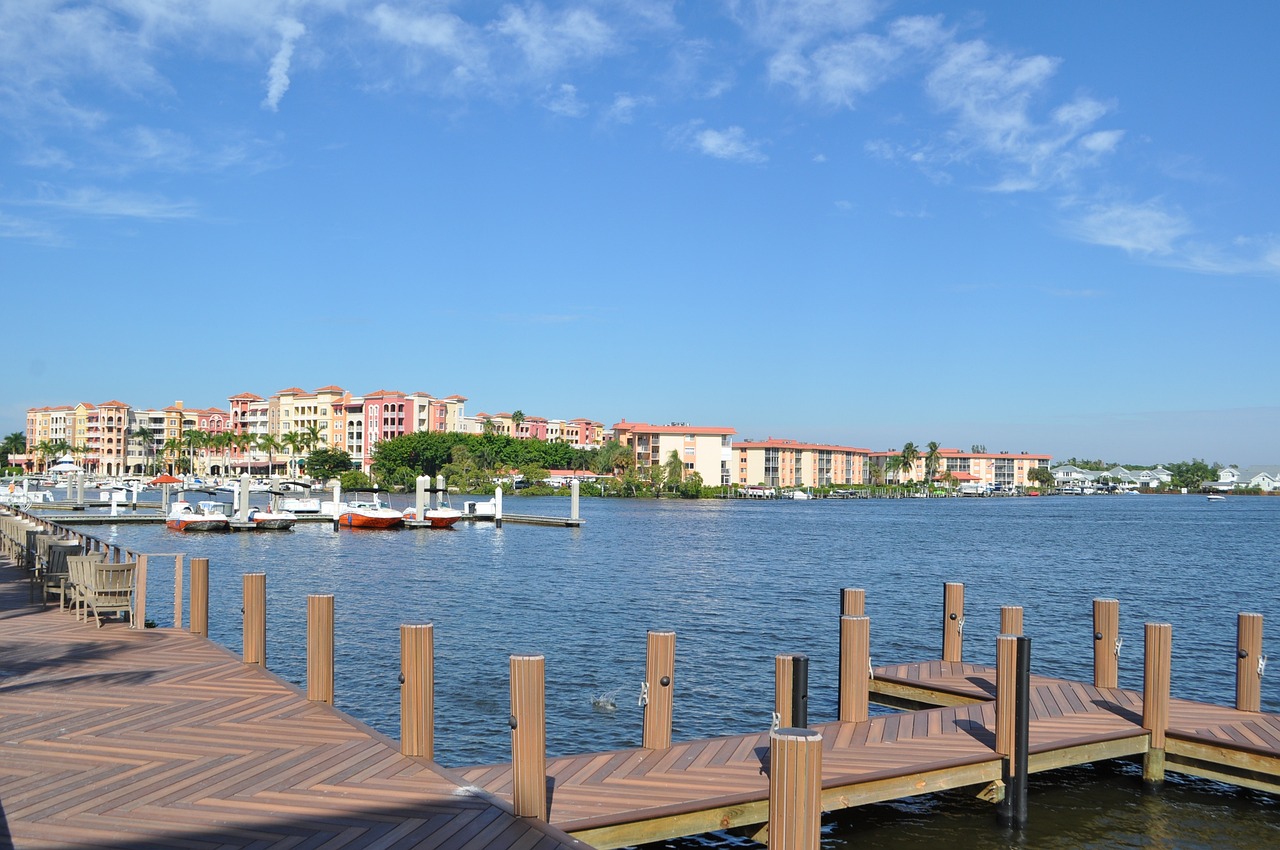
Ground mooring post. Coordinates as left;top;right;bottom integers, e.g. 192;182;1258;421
1142;622;1172;783
1236;613;1264;712
173;554;185;629
570;478;580;521
414;475;428;521
1093;598;1120;689
943;582;965;663
243;573;266;665
1011;636;1031;825
134;554;148;629
768;727;823;850
642;629;676;749
307;594;335;705
840;587;865;617
189;557;209;638
1000;605;1024;636
239;474;252;523
400;623;434;759
494;485;504;529
838;615;870;723
509;654;547;820
774;654;809;729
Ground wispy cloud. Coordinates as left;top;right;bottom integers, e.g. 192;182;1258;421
1066;199;1191;256
492;4;616;74
604;93;652;124
672;121;768;164
543;83;587;117
29;186;198;221
263;18;306;112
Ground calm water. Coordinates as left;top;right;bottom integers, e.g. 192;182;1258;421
82;494;1278;847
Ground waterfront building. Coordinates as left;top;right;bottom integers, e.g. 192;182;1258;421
610;421;736;487
872;447;1052;489
733;438;870;489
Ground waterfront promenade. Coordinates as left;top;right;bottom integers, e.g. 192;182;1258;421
0;558;586;850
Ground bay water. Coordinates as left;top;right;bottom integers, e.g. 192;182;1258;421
93;494;1278;847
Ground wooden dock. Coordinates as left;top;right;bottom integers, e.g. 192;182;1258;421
0;558;588;850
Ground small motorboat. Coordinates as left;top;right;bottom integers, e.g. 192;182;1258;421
167;499;231;532
1206;494;1227;502
403;504;463;529
248;506;297;530
276;480;322;513
334;490;403;529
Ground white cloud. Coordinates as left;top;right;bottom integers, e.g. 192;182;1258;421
262;18;306;112
1067;200;1190;256
673;122;767;164
730;0;881;50
543;83;587;117
492;3;616;74
29;186;198;221
604;93;652;124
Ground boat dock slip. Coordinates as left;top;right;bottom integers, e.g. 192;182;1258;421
0;562;586;850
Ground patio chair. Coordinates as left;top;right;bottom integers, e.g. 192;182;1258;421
82;561;137;628
38;540;83;609
65;554;106;620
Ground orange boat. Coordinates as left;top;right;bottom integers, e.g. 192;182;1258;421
335;490;404;529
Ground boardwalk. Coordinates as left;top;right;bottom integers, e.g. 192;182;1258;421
0;559;586;850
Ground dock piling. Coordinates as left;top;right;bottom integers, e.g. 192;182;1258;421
494;486;504;529
243;573;266;665
1000;605;1024;636
190;557;208;638
307;594;335;705
840;587;865;617
400;623;434;759
768;727;823;850
774;654;809;729
943;582;965;663
509;654;547;820
134;554;148;628
173;554;185;629
1093;598;1120;689
1236;613;1264;712
838;615;869;723
1142;622;1172;783
642;630;676;749
997;634;1030;827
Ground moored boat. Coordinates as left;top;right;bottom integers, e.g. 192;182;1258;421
403;505;463;528
334;490;403;529
248;506;298;530
167;499;231;532
276;480;322;514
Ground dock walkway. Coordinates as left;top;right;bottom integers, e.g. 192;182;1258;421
0;560;586;850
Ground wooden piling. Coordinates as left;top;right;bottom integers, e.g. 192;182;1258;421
189;557;208;638
1235;613;1263;713
1142;622;1172;782
307;594;335;705
642;630;676;750
400;624;435;759
509;654;546;820
173;554;185;630
943;582;965;663
243;573;266;665
1093;598;1120;689
774;654;808;729
995;634;1018;758
840;587;865;617
838;615;869;723
134;555;148;629
767;727;823;850
1000;606;1023;636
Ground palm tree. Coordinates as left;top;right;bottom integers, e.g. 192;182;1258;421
511;409;525;438
302;423;323;451
181;429;209;478
1;431;26;468
924;441;942;490
885;455;904;489
206;432;233;478
162;437;185;474
899;442;920;487
281;431;304;478
257;434;282;477
128;425;154;474
664;450;684;494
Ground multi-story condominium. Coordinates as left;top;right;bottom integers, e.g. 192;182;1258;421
409;394;467;434
610;421;737;487
869;447;1052;489
734;438;870;489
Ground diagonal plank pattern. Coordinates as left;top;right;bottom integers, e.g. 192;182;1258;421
0;560;586;850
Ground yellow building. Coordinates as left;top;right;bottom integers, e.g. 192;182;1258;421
734;438;869;489
611;421;736;486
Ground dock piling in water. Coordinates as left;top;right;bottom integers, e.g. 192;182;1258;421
768;727;823;850
642;630;676;749
1236;612;1264;712
243;573;266;665
1000;605;1024;636
1093;598;1120;688
509;653;547;820
308;594;335;704
400;623;435;759
1143;622;1172;783
190;557;209;638
943;582;965;662
838;615;870;723
774;654;809;729
840;586;865;617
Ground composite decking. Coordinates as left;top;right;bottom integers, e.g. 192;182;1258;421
0;559;587;850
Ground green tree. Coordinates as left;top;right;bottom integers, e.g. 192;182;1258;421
645;462;665;496
339;470;373;491
1166;459;1217;491
678;470;704;499
181;429;209;477
257;434;282;476
899;442;920;487
304;448;353;482
281;431;304;478
924;441;942;487
1027;466;1056;490
664;450;685;494
971;444;987;454
2;432;26;469
511;409;525;436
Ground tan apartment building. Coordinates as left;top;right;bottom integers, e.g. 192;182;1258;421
734;438;870;489
611;421;736;486
869;447;1053;490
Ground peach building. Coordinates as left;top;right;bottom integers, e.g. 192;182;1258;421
734;438;870;489
869;447;1052;489
610;421;736;486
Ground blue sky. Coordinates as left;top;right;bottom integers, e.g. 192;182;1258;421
3;1;1277;466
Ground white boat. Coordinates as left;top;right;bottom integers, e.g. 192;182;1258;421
247;505;297;530
333;490;403;529
167;499;231;532
1206;494;1227;502
276;480;322;513
465;499;497;518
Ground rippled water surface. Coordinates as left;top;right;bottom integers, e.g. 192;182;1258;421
89;494;1279;847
